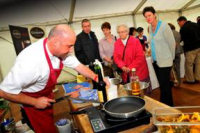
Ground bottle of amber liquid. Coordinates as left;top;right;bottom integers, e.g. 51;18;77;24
96;65;107;103
130;68;141;97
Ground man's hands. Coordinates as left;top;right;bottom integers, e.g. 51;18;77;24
34;97;55;109
0;90;56;109
122;66;130;73
94;75;110;87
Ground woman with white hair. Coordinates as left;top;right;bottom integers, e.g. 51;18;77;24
113;24;149;89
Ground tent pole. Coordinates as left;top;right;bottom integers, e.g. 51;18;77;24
0;65;3;82
131;0;147;28
182;3;200;11
178;11;182;16
179;0;196;11
132;0;147;15
68;0;76;25
178;0;197;17
132;15;137;27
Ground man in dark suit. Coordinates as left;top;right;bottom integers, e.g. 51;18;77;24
177;16;200;84
75;19;102;65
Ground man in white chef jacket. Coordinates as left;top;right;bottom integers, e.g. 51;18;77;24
0;24;101;133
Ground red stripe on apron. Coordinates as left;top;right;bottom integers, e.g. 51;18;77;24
22;38;63;133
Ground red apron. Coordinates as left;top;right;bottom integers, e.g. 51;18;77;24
22;38;63;133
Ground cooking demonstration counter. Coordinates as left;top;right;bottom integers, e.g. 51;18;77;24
68;85;170;133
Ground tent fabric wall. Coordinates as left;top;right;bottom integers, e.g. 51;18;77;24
138;0;191;11
74;0;141;19
188;0;200;7
0;0;70;28
1;0;199;29
0;31;16;78
182;7;200;22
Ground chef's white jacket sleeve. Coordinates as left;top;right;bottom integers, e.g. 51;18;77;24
62;55;80;68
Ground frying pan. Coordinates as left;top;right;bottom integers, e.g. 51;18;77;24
70;96;145;119
103;96;145;119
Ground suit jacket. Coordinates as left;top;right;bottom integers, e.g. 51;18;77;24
180;21;200;52
75;31;102;65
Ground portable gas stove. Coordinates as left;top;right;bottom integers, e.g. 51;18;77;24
84;107;152;133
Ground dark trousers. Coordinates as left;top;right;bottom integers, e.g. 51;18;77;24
174;54;181;84
153;62;174;106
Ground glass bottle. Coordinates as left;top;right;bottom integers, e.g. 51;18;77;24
130;68;141;97
96;65;107;103
90;63;98;89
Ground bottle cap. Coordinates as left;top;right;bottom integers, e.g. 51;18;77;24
132;68;136;72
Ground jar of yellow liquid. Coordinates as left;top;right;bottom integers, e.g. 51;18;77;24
130;68;141;97
131;81;141;96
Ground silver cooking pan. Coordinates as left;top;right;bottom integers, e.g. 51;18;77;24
103;96;145;119
69;96;145;119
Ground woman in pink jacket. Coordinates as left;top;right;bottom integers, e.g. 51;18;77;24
114;24;149;86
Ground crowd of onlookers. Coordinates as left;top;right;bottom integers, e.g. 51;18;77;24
73;6;200;106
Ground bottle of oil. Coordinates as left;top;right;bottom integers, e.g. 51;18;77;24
90;62;98;89
130;68;141;97
96;65;107;103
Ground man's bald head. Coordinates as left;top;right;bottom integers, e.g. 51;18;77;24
47;24;76;59
48;24;75;40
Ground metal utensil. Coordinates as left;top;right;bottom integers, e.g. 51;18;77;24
124;81;150;91
109;78;122;85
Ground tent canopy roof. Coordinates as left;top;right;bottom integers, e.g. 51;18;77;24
0;0;199;28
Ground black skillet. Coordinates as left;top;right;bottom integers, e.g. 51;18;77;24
103;96;145;119
70;96;145;119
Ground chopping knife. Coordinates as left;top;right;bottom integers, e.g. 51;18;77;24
54;94;102;104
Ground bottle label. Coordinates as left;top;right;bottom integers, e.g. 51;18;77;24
131;82;141;96
98;91;104;102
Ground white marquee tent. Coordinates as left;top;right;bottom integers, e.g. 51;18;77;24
0;0;200;79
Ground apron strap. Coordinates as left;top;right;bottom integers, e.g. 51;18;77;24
43;38;63;70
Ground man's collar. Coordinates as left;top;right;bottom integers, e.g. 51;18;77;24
46;42;54;59
82;31;91;34
182;21;189;27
